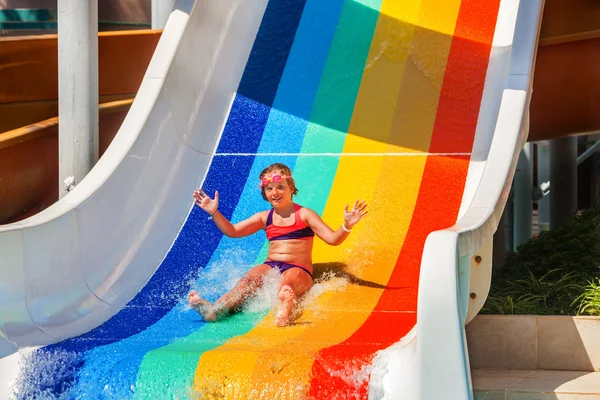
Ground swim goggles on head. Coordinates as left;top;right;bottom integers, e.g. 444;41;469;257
260;174;291;187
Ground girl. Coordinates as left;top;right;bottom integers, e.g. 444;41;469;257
187;163;368;326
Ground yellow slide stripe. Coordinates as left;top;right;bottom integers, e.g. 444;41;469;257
369;0;463;277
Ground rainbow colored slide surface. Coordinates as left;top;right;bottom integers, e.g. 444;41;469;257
0;0;544;398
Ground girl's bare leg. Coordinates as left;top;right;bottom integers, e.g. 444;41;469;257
275;268;313;327
188;264;272;322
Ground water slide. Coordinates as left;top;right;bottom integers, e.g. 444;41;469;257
0;0;544;398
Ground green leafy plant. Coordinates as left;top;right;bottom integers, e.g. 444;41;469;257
482;293;536;315
482;270;586;315
573;278;600;316
511;270;584;313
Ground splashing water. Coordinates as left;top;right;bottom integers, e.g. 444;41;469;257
189;248;256;303
188;251;357;321
12;348;80;400
12;252;376;399
11;249;263;400
243;268;281;314
308;272;349;301
331;359;373;394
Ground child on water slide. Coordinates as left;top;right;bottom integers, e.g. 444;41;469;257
187;163;368;326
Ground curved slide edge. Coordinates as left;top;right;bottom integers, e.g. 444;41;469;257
417;0;544;398
0;0;266;357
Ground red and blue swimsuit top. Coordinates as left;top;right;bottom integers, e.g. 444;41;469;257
265;204;315;241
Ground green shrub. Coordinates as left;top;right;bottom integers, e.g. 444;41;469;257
503;207;600;278
482;206;600;315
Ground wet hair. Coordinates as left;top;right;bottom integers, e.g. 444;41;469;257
259;163;298;201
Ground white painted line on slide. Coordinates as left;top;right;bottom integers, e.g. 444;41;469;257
214;152;472;157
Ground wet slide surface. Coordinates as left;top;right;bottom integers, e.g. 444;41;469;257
14;0;500;398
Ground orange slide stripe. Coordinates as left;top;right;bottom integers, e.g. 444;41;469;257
308;0;501;397
429;0;502;153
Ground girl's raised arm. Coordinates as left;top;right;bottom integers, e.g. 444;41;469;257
194;189;265;238
302;200;368;246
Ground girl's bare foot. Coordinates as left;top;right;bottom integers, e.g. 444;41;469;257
187;290;218;322
275;304;305;327
275;297;297;327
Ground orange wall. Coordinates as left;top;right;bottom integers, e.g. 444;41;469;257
539;0;600;40
0;30;160;132
529;0;600;141
0;100;132;224
0;29;158;223
530;37;600;141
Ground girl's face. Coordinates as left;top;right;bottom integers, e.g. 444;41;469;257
263;173;293;207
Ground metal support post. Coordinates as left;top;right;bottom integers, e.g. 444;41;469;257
536;141;550;232
550;137;577;229
577;139;600;166
514;142;533;248
152;0;176;29
493;211;506;269
58;0;99;198
504;190;514;254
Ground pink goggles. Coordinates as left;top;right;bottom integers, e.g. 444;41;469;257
260;174;291;187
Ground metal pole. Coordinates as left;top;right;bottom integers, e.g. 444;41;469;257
550;136;577;229
536;141;550;232
514;142;533;248
504;190;514;254
577;140;600;166
493;211;506;269
152;0;176;29
58;0;99;198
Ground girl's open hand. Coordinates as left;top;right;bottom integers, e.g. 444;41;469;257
193;189;219;216
344;200;368;229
